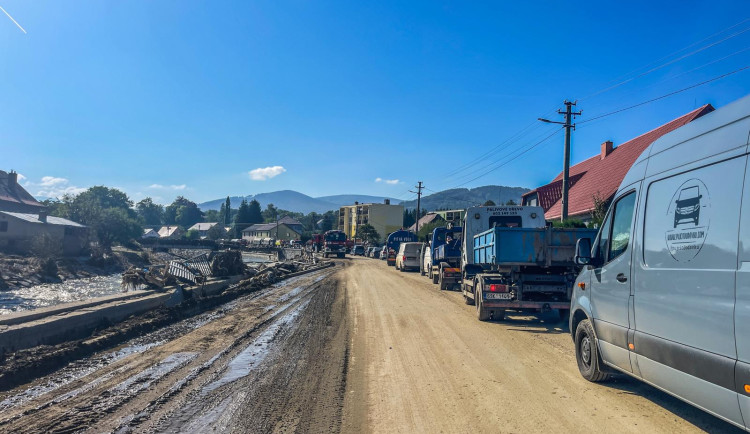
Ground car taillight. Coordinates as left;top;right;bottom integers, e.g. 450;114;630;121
489;284;508;293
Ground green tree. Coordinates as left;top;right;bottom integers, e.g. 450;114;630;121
505;199;517;206
164;196;203;228
49;186;140;249
318;211;335;232
185;229;200;240
224;197;232;225
206;223;227;240
247;199;263;225
358;224;380;244
482;200;496;206
403;209;416;229
590;192;610;228
262;203;278;222
233;199;252;238
204;209;220;222
136;197;164;225
92;208;142;248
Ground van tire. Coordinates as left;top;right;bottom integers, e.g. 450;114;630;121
575;319;610;382
432;270;439;284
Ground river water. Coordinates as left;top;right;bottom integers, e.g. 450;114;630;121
0;253;276;316
0;274;125;316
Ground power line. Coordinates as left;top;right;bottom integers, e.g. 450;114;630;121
452;128;563;188
579;17;750;102
579;65;750;124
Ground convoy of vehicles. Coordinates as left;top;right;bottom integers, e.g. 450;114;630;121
306;94;750;429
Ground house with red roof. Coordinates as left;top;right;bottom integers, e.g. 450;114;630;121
0;170;44;213
521;104;715;222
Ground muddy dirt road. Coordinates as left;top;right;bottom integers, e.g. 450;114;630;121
0;268;348;433
341;257;741;433
0;257;742;433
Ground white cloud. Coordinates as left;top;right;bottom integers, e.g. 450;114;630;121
40;176;69;187
375;177;400;185
27;176;85;198
249;166;286;181
17;173;26;181
148;184;187;190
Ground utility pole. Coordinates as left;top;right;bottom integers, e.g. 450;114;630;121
538;101;581;222
410;181;424;233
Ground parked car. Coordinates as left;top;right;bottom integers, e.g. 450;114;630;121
352;245;365;256
395;242;423;272
380;246;388;260
570;94;750;431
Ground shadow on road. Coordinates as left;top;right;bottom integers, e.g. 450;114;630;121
494;310;570;335
602;375;744;433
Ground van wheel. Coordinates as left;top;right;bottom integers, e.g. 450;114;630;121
575;319;610;382
431;270;439;284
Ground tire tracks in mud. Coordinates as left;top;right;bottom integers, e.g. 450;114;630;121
0;266;349;433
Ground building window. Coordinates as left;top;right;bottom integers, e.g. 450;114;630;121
0;221;7;232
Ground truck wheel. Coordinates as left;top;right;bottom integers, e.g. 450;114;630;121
439;273;446;290
463;283;475;305
476;287;490;321
575;319;610;382
431;270;439;284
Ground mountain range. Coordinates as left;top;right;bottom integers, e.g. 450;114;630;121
198;186;530;214
198;191;400;214
399;185;530;210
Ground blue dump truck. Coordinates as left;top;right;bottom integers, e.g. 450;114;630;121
386;230;417;266
426;226;463;290
461;215;596;321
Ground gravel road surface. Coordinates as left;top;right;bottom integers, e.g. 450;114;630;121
0;257;742;433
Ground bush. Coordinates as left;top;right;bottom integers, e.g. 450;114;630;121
551;219;588;228
30;233;63;259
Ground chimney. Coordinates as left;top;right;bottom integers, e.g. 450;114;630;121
8;170;18;193
384;199;390;205
39;209;48;223
601;141;613;160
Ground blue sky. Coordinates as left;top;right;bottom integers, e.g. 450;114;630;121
2;1;749;205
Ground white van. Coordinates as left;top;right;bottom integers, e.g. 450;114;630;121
396;242;423;272
570;94;750;430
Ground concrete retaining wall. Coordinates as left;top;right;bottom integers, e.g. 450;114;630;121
0;265;332;354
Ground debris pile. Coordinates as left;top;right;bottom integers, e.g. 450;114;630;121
232;260;326;292
210;250;246;276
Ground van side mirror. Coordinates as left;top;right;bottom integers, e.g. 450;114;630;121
575;238;593;266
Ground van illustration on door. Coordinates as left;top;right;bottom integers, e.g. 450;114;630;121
674;185;702;228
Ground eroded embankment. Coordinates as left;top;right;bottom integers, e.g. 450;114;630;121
0;263;348;433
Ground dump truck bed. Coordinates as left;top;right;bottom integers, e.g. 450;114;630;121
473;227;597;267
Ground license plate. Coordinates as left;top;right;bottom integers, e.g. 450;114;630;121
485;292;512;300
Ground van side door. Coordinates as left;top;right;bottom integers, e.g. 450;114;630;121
735;155;750;428
589;189;638;373
636;155;745;426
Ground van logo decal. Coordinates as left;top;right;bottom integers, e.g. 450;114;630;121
664;179;710;262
